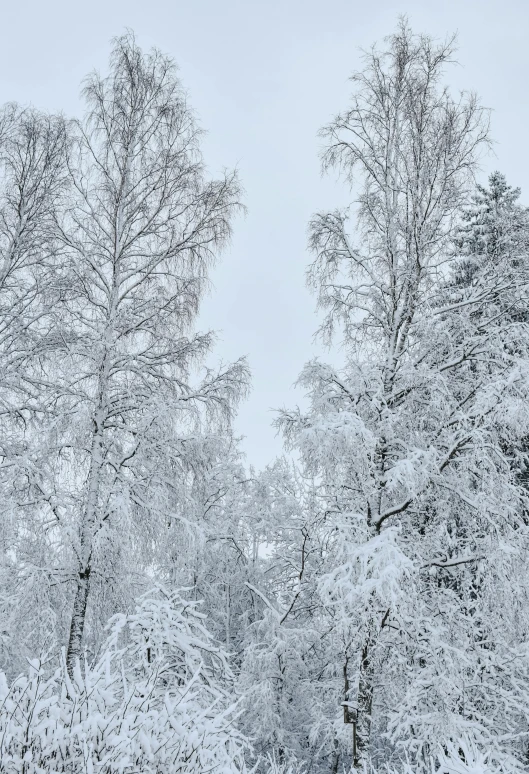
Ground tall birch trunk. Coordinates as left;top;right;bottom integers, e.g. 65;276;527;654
65;399;108;674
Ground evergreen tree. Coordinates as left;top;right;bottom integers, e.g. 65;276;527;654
454;171;528;287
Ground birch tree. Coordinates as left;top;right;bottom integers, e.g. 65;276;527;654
279;20;529;771
0;106;68;677
46;33;247;675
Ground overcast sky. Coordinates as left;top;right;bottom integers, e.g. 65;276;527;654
2;0;528;468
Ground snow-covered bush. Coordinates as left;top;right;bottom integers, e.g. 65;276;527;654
0;589;249;773
263;753;306;774
383;737;520;774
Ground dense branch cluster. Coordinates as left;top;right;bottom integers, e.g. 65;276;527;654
1;22;529;774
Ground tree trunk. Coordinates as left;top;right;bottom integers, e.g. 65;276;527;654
66;566;91;676
331;737;340;773
354;638;374;769
65;407;106;675
354;609;389;768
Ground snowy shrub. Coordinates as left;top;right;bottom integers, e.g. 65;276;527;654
0;590;249;773
263;753;306;774
382;737;521;774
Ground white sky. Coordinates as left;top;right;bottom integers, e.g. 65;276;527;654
2;0;528;468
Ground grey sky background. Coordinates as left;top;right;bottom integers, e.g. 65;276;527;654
2;0;528;468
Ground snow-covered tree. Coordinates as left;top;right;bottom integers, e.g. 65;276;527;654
453;171;529;288
33;32;250;675
450;171;529;493
0;105;69;678
278;20;529;772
